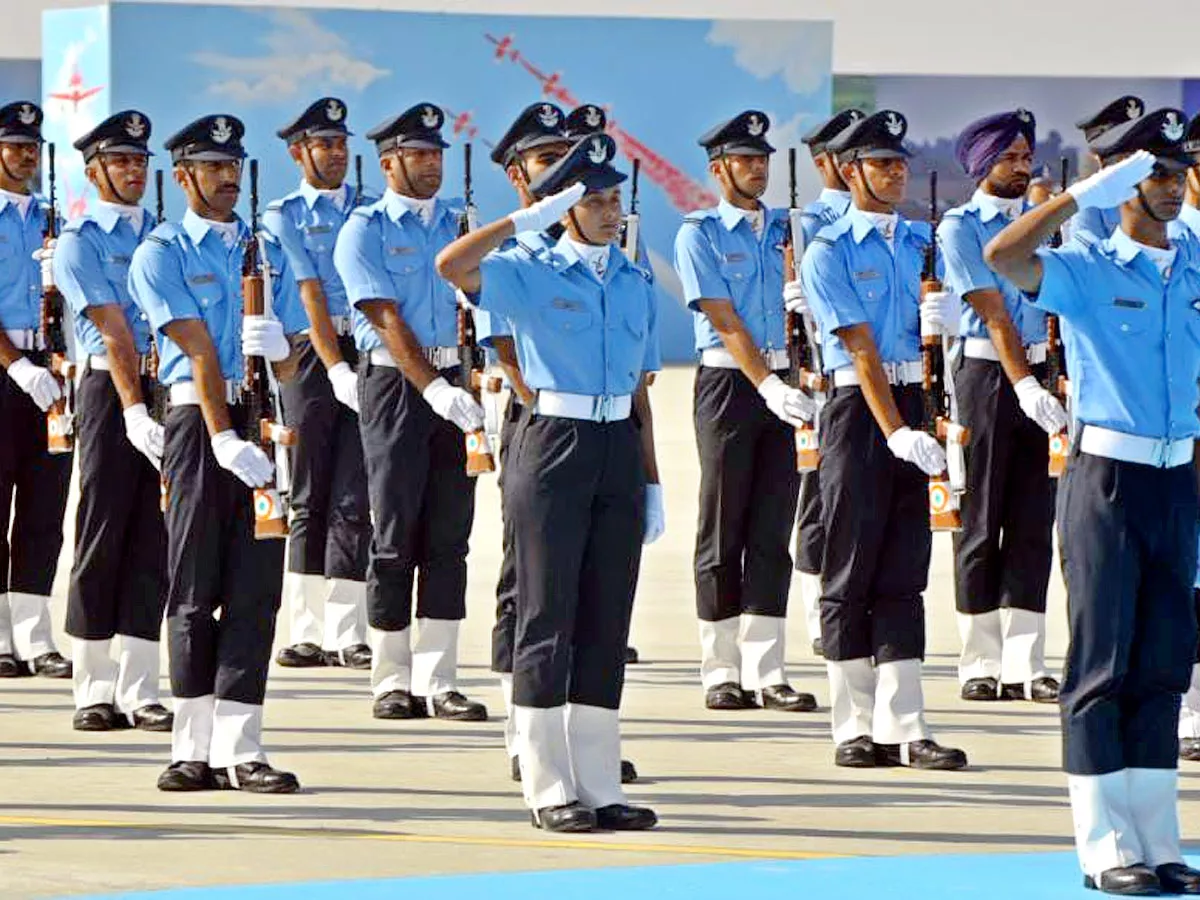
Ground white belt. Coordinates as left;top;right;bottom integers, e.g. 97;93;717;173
369;346;460;369
701;346;789;371
87;354;152;375
963;337;1049;365
535;390;632;422
1079;425;1194;469
5;328;44;351
833;360;923;388
302;315;352;338
169;380;241;407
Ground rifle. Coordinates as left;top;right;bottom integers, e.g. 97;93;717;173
241;159;296;539
40;142;75;454
147;169;168;424
1046;155;1071;478
355;153;364;206
620;158;641;264
919;171;968;532
783;147;824;472
455;142;497;476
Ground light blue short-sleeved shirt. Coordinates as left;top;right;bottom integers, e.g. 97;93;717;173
938;190;1047;345
1031;228;1200;439
332;189;463;353
799;205;931;372
478;233;660;395
674;198;788;354
0;194;50;332
54;204;156;356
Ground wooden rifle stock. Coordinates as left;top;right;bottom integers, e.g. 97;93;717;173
41;142;75;454
784;147;821;472
1046;155;1071;477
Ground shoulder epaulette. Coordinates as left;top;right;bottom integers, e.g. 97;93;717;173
815;216;854;244
682;208;718;226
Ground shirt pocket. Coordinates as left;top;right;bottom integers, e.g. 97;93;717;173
1101;298;1151;336
719;256;756;294
540;298;594;333
383;246;422;279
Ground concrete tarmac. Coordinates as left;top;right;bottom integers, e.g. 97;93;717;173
1;366;1194;898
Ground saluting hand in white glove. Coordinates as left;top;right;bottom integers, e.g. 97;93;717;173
508;182;586;234
1068;150;1155;211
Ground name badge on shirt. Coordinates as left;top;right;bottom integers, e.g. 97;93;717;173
304;224;333;236
723;252;747;263
108;254;131;265
387;245;416;256
1112;297;1145;310
551;297;583;312
854;269;881;281
188;273;217;286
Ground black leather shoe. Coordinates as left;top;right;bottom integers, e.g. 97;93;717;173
326;643;372;670
0;653;23;677
430;690;488;721
877;739;968;770
373;690;428;719
961;676;999;701
835;735;878;768
73;703;120;731
1157;862;1200;894
1001;676;1060;703
532;802;597;832
761;684;818;713
1181;738;1200;762
32;652;72;679
214;761;300;794
705;682;750;710
621;759;638;783
811;638;824;657
275;642;327;668
132;703;174;732
157;761;216;792
624;646;640;664
1083;864;1161;895
595;803;657;830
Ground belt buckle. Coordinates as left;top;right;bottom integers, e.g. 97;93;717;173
593;395;613;422
881;361;898;384
1152;439;1170;468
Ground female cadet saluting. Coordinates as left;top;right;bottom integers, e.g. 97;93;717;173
437;133;662;833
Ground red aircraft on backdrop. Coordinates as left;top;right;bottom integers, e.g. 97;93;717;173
49;65;104;112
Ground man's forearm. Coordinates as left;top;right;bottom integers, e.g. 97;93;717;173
360;302;438;391
698;300;770;386
634;378;659;483
0;330;24;368
985;192;1077;291
100;328;146;409
192;350;233;437
841;325;905;438
299;280;344;371
494;337;533;404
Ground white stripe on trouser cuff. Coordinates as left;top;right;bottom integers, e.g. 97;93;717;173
324;578;367;651
116;635;161;714
72;637;117;709
827;658;876;744
210;698;268;768
698;617;740;689
412;618;459;699
1000;607;1048;689
1127;768;1184;867
9;591;56;659
567;703;626;808
1068;771;1145;876
369;626;412;697
872;659;931;744
284;572;325;648
956;610;1002;684
1180;665;1200;739
0;593;13;656
514;705;575;810
501;673;518;759
172;694;215;762
740;614;786;691
799;572;822;646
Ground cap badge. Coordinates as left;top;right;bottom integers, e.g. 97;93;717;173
587;137;607;164
125;113;146;138
326;100;344;123
211;117;233;144
1162;111;1185;142
1127;99;1143;120
421;106;440;129
18;104;36;126
584;106;602;128
746;114;765;137
537;104;559;128
848;110;863;122
1016;109;1032;123
885;112;904;136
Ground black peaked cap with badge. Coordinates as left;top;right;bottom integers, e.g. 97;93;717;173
277;97;351;143
74;110;152;161
802;109;865;155
826;109;912;161
366;103;449;155
698;110;775;159
528;133;625;200
1184;114;1200;158
0;101;43;143
564;104;606;140
164;114;246;163
1090;107;1194;170
490;102;568;166
1075;96;1144;145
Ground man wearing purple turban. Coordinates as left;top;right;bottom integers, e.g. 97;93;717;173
938;109;1068;706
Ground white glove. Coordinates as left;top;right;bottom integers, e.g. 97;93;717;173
210;429;274;488
886;426;948;476
508;182;586;234
757;373;815;427
123;402;165;471
32;237;56;288
1013;375;1069;435
643;482;665;545
919;290;962;338
783;279;808;315
327;361;359;413
6;355;62;411
422;376;485;433
1067;150;1155;211
241;315;290;362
